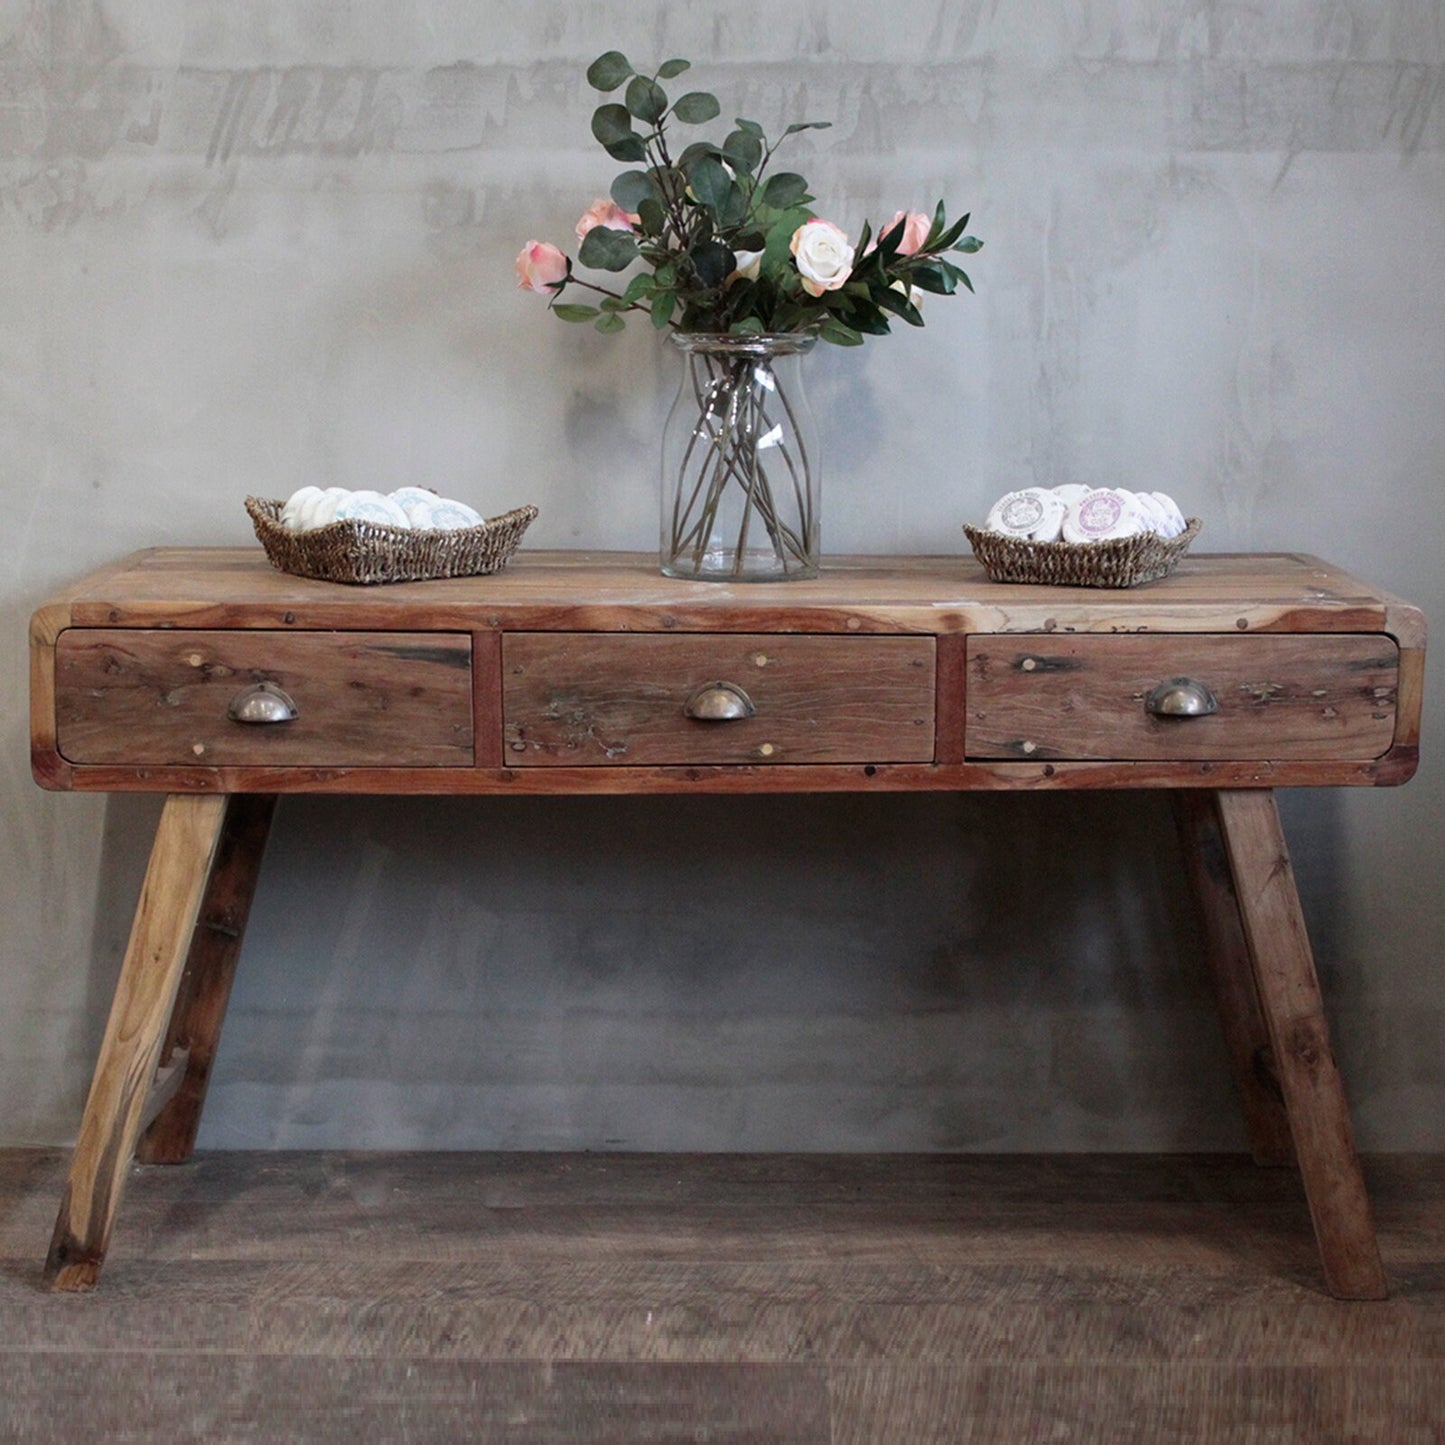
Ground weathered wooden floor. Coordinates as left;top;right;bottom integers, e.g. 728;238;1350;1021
1;1151;1441;1442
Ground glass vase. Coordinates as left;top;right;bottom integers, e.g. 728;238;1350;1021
659;332;820;582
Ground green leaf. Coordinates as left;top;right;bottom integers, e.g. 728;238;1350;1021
672;90;721;124
551;303;601;323
587;52;633;92
650;289;677;329
591;103;635;146
690;240;735;289
637;197;668;237
729;315;766;336
819;319;864;346
611;169;657;211
604;134;647;162
578;225;640;272
686;155;734;211
874;286;924;326
657;58;691;80
953;236;983;254
908;261;956;296
722;129;763;174
625;75;667;124
595;312;626;334
733;117;765;137
676;141;724;168
784;121;832;135
761;206;816;274
761;172;809;209
621;272;657;304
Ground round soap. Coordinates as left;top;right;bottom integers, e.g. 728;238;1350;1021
402;500;439;530
388;486;440;510
985;487;1066;542
281;486;323;531
1063;488;1146;543
300;487;351;530
426;498;484;530
1050;483;1092;507
1131;490;1173;536
334;490;410;528
1150;491;1187;537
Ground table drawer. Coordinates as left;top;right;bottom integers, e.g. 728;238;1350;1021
503;634;935;765
55;630;473;767
965;634;1399;761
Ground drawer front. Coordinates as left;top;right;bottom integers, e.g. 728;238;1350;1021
56;630;473;767
503;634;936;765
965;634;1398;761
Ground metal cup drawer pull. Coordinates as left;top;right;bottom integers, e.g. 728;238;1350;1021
684;681;756;721
227;680;299;724
1145;677;1218;718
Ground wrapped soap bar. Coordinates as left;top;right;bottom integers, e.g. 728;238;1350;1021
984;487;1067;542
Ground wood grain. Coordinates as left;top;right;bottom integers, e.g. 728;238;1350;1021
55;629;473;768
137;793;277;1165
1172;791;1294;1166
44;793;228;1291
965;633;1400;761
1213;789;1389;1299
503;633;935;766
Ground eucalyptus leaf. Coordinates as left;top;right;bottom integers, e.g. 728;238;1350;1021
626;75;667;124
578;224;640;272
551;304;601;323
611;169;657;211
657;58;690;80
761;172;809;208
686;155;733;211
586;51;633;91
672;91;721;124
784;121;831;134
591;103;634;146
733;117;765;137
637;197;667;236
722;129;763;174
603;133;647;162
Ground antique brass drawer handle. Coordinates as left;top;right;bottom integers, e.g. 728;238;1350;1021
684;681;756;721
1145;677;1218;718
227;681;299;724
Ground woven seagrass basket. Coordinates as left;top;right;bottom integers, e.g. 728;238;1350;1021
245;496;537;585
962;518;1202;589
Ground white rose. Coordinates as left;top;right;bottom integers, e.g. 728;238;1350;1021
730;248;764;283
789;220;855;297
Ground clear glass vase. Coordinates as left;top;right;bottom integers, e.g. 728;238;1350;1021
659;332;820;582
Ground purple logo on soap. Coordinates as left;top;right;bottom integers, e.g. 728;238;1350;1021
1077;492;1123;537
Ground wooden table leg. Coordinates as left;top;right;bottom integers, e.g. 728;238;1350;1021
45;793;230;1291
1172;791;1294;1166
138;794;277;1165
1211;788;1388;1300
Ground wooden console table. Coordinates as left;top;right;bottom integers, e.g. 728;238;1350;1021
29;548;1424;1295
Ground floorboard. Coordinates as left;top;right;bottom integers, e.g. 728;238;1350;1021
1;1151;1440;1442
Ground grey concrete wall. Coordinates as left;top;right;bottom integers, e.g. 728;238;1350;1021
2;1;1441;1151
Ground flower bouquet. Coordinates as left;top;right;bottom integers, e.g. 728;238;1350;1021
516;50;982;580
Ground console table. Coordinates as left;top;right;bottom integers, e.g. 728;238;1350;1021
29;548;1424;1295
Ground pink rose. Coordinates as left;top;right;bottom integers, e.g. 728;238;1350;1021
884;210;931;255
515;240;568;294
790;219;855;298
575;197;640;240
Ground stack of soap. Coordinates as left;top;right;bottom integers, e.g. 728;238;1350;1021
983;486;1187;543
279;486;484;532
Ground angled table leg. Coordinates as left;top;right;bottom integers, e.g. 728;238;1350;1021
1172;791;1295;1166
138;794;277;1164
45;793;230;1291
1211;788;1387;1300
